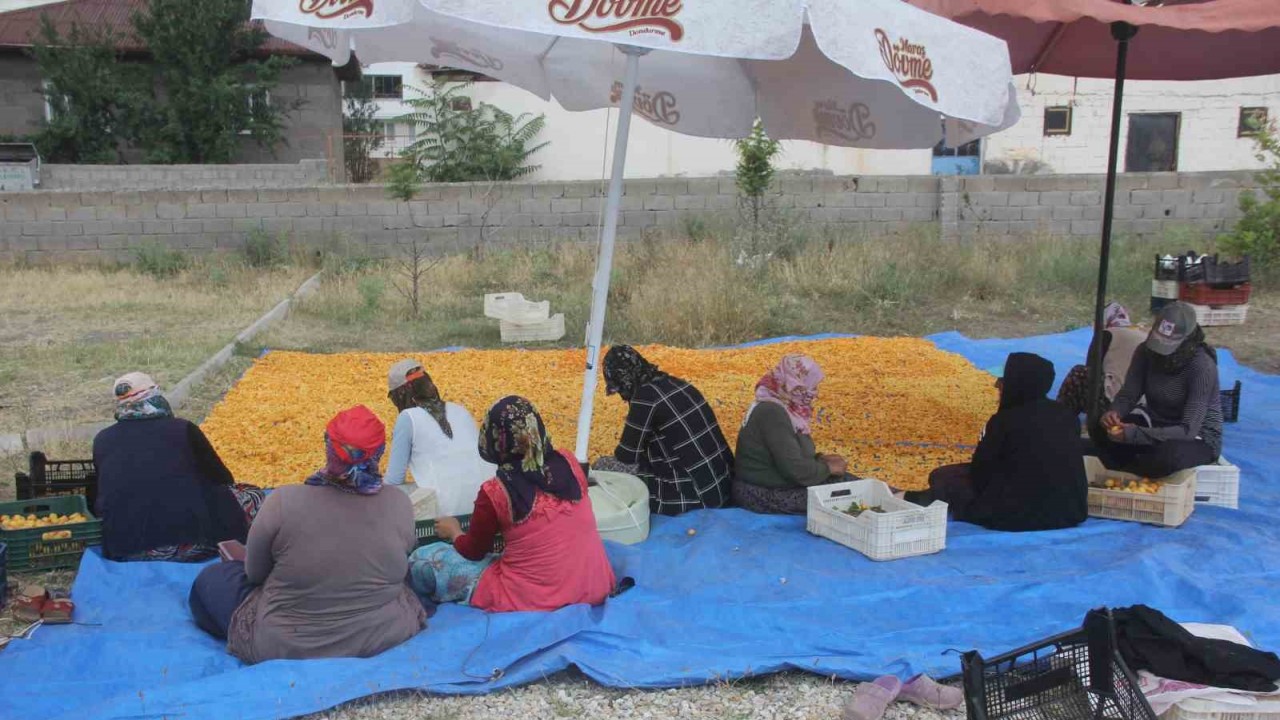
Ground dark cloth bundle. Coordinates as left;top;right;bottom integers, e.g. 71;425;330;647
1105;605;1280;692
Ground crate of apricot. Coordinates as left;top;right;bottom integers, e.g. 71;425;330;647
1084;457;1197;528
0;495;102;571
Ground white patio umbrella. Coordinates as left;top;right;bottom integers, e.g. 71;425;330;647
253;0;1020;462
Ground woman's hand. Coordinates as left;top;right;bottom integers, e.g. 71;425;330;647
1101;411;1123;430
1107;423;1134;442
434;516;463;542
823;454;848;477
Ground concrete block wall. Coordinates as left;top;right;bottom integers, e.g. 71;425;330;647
0;171;1257;264
37;160;331;191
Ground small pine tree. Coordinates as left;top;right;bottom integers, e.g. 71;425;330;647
343;83;384;184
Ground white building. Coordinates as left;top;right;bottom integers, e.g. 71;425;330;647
355;62;1278;181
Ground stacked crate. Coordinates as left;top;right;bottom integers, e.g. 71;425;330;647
1178;254;1251;326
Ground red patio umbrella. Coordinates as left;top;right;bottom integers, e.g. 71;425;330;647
909;0;1280;418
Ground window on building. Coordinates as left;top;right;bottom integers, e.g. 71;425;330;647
932;138;981;158
1125;113;1180;172
240;90;271;135
1239;107;1269;137
42;80;70;121
418;64;496;82
361;74;404;100
1044;106;1073;136
450;96;473;112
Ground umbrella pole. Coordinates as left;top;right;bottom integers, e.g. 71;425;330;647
1087;21;1138;424
574;45;647;462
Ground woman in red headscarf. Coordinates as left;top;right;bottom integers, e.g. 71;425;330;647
188;406;427;664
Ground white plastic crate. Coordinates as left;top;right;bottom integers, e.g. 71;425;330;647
1151;279;1180;299
1163;696;1280;720
484;292;551;324
1085;457;1196;527
807;479;947;561
499;313;565;343
1193;457;1239;509
1189;303;1248;327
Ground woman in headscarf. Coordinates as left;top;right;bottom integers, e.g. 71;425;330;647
409;396;615;613
93;372;263;562
1094;301;1223;477
384;359;495;517
1056;302;1148;416
907;352;1088;532
593;345;734;516
188;406;426;664
733;355;851;515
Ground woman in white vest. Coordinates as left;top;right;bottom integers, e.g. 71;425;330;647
384;359;495;518
1056;302;1148;416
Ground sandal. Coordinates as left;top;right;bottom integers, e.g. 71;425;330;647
842;675;902;720
11;585;46;624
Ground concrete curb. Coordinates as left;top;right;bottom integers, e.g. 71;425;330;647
14;271;323;452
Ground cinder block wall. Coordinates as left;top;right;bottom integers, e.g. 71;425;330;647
0;168;1257;264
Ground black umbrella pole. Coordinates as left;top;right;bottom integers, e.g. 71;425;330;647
1088;21;1138;424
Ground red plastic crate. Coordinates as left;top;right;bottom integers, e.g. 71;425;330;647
1179;282;1251;306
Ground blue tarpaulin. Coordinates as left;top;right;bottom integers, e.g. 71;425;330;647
3;329;1277;720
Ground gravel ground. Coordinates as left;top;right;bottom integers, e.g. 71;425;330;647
307;671;967;720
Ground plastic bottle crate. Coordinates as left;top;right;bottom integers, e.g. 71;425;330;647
1179;282;1252;306
1194;457;1240;509
806;479;947;561
15;452;98;510
961;611;1157;720
0;495;102;571
1221;381;1241;423
1085;458;1196;527
500;313;565;343
1190;303;1248;327
483;293;550;324
1164;695;1280;720
414;514;505;553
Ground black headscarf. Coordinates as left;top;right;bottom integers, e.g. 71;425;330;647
478;396;581;524
389;369;453;439
603;345;668;401
999;352;1056;411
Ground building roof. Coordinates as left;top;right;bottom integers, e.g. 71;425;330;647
0;0;315;56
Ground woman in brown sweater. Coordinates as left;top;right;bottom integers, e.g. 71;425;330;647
188;406;426;664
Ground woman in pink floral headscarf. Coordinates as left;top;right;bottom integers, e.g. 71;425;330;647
732;355;851;514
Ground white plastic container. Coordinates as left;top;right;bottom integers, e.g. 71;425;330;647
1151;279;1180;299
589;470;650;545
1085;457;1196;527
500;313;566;343
1189;303;1248;327
1194;457;1240;509
807;479;947;561
484;292;551;324
1164;697;1280;720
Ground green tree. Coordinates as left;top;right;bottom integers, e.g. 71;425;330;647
343;83;385;184
397;80;548;183
129;0;301;163
734;119;782;254
29;17;141;163
1221;119;1280;271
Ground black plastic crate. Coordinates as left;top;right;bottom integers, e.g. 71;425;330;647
962;610;1156;720
1221;380;1241;423
15;452;98;510
415;514;505;553
1201;255;1250;287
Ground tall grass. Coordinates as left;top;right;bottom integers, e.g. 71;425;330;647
265;227;1176;353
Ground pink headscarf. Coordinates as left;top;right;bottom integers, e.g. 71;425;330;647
1104;302;1132;329
754;355;825;435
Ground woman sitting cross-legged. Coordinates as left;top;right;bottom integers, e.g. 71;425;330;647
188;406;426;664
1092;301;1223;477
594;345;735;516
733;355;851;515
409;396;616;613
94;372;264;562
906;352;1088;532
